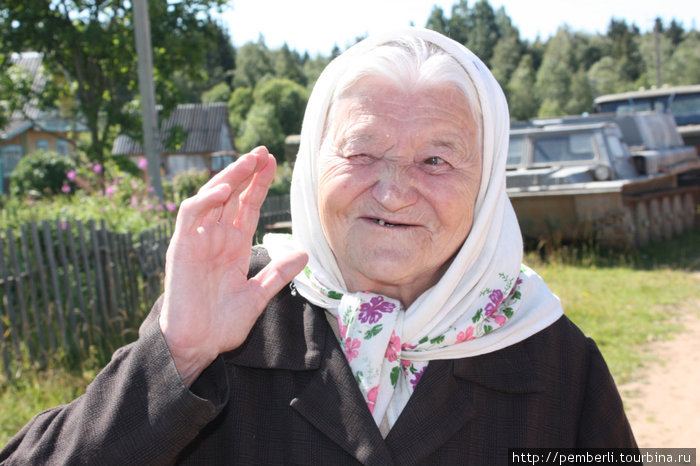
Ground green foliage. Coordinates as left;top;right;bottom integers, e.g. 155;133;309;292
168;169;210;205
0;0;228;163
254;78;309;135
9;150;78;196
202;82;232;104
236;103;285;160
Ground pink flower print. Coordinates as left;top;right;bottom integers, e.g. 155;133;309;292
366;385;379;414
385;331;401;362
484;289;504;317
456;326;475;343
344;338;361;362
358;296;396;324
401;359;412;368
337;315;348;340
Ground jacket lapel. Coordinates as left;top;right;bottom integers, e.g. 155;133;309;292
386;344;544;465
290;327;394;465
230;297;394;465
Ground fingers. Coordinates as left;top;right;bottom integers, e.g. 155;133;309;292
232;153;277;234
250;251;308;309
176;147;272;235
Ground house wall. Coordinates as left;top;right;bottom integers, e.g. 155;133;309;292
1;128;76;192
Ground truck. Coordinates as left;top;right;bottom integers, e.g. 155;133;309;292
506;112;700;248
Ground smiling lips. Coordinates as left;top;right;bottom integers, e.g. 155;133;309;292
369;217;413;228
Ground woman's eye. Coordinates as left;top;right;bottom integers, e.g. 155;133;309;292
424;156;445;166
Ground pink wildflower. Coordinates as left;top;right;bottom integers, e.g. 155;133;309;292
366;386;379;414
92;163;103;174
105;186;116;196
130;196;138;207
344;338;361;362
138;157;148;170
61;184;71;193
66;170;76;181
166;202;177;212
456;326;475;343
385;331;401;362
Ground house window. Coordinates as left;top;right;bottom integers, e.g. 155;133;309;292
37;139;50;151
1;145;24;176
56;139;69;155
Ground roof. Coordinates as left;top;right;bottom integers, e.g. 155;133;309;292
1;52;87;140
593;84;700;104
112;103;235;155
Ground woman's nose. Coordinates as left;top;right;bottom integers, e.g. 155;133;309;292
370;163;418;211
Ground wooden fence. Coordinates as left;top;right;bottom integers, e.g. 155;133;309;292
258;194;291;233
0;219;172;382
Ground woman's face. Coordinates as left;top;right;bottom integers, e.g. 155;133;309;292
318;77;482;306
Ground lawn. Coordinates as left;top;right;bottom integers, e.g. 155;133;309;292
1;230;699;447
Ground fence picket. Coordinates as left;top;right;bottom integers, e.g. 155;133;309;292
20;224;46;365
42;221;69;351
30;222;56;353
55;220;79;352
0;235;23;369
6;229;35;365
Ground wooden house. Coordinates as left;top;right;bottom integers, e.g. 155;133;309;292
112;102;236;178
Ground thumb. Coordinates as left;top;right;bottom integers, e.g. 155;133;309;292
250;251;308;308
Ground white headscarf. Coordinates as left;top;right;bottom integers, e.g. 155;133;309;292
264;27;563;429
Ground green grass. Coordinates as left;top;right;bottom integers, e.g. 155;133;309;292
525;229;700;384
1;230;698;447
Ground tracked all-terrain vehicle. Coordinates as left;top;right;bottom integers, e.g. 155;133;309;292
506;112;700;248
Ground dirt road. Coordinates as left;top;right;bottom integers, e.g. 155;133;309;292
619;310;700;463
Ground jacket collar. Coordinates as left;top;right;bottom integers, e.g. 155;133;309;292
228;290;544;465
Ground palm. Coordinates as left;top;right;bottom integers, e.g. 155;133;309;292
158;147;307;385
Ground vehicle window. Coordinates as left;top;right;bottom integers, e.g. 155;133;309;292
670;93;700;118
533;134;595;164
507;136;524;166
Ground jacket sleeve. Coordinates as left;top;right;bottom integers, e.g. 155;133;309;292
576;338;638;448
0;304;230;466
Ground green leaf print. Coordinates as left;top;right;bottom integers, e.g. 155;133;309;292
328;291;343;300
364;324;384;340
503;307;514;318
390;367;400;387
472;309;483;323
513;291;521;300
430;335;445;345
484;325;493;334
355;371;364;385
418;336;429;344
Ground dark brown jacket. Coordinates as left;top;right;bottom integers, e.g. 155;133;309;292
0;248;637;465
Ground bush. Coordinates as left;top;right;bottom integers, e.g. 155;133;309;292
9;150;78;196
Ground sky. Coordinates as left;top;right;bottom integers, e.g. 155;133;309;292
218;0;698;56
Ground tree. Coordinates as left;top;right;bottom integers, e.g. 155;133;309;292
202;82;232;104
0;0;227;165
273;44;307;87
535;28;575;117
254;78;309;136
236;103;285;159
507;54;539;121
465;0;500;65
667;31;700;85
232;39;274;89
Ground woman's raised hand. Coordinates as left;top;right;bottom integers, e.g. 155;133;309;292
158;147;308;386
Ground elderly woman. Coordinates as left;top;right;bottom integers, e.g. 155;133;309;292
1;28;636;464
